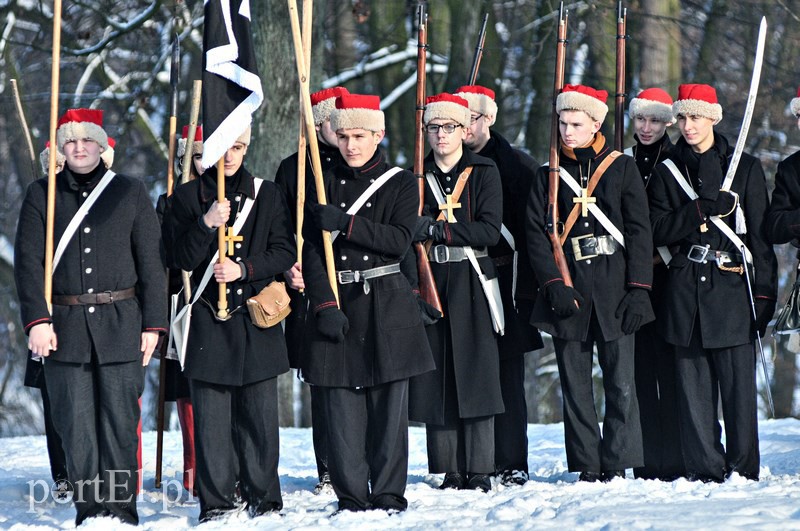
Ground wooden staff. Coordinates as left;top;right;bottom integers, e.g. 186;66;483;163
546;3;574;289
217;157;230;318
296;0;312;269
10;80;37;181
414;3;443;315
155;33;181;490
180;81;203;185
468;13;489;85
44;0;63;313
614;1;627;152
288;0;339;305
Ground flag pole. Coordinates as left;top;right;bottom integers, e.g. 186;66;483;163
295;0;313;277
44;0;63;314
217;157;229;319
288;0;339;305
181;81;203;304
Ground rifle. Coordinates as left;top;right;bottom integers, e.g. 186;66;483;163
546;3;574;289
614;1;627;151
414;3;443;316
468;13;489;85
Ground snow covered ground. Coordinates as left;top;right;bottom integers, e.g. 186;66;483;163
2;419;800;529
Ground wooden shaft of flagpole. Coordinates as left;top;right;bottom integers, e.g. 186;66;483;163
10;80;37;181
295;0;312;267
288;0;339;305
181;81;202;304
44;0;63;313
216;157;229;318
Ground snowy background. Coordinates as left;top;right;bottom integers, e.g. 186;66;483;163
2;419;800;529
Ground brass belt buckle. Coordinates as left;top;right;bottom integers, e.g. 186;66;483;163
571;234;598;261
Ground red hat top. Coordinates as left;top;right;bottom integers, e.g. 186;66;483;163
178;125;204;159
673;83;722;123
56;108;109;151
181;125;204;141
628;87;675;123
311;86;350;125
330;93;385;132
791;86;800;116
423;93;471;127
454;85;499;117
556;84;609;122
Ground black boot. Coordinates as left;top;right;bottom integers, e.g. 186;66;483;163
578;471;602;483
466;473;492;493
602;470;626;482
438;472;466;490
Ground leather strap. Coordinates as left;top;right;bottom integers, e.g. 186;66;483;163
560;151;622;245
427;166;474;222
52;287;136;306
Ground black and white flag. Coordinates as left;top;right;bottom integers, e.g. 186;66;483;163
201;0;263;169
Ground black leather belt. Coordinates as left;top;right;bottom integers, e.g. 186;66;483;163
429;245;489;264
337;263;401;284
567;235;621;261
683;244;744;266
52;287;136;306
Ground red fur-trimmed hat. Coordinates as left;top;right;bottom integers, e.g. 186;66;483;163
39;140;65;175
311;86;350;125
454;85;498;117
791;87;800;116
101;137;115;169
56;108;109;151
177;125;204;159
557;84;609;123
628;87;674;124
673;84;722;124
330;93;385;132
423;93;471;127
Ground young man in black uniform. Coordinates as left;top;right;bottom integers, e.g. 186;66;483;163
15;109;167;526
526;85;654;482
648;83;777;483
273;86;348;494
765;88;800;245
408;93;504;493
163;127;295;520
300;93;434;513
455;84;543;486
625;88;685;481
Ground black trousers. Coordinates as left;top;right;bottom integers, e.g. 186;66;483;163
319;380;410;511
310;384;329;481
44;356;143;526
40;383;69;484
553;328;643;473
190;377;282;518
674;323;759;481
494;354;528;474
426;415;495;474
634;320;685;480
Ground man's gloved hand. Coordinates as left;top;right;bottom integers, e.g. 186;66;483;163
417;295;442;326
315;307;349;342
544;282;584;317
754;298;776;338
429;220;446;243
615;288;651;335
413;216;434;242
310;203;350;232
698;191;736;217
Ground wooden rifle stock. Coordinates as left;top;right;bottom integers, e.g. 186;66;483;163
414;4;443;315
546;3;573;288
614;2;627;152
468;13;489;85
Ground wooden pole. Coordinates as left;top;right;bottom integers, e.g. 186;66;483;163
181;81;203;304
295;0;313;269
44;0;63;314
10;79;37;181
216;157;229;318
288;0;339;305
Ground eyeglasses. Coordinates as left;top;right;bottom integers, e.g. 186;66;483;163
425;123;462;134
470;114;484;124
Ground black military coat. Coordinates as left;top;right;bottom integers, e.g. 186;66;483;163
274;141;344;368
526;134;654;342
648;134;777;348
15;165;167;364
477;131;544;357
162;166;294;386
408;148;505;424
765;150;800;245
300;149;435;388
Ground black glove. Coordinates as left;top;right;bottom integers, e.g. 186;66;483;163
754;298;776;338
413;216;434;242
429;220;446;243
315;307;349;342
311;203;350;232
544;282;584;317
698;191;736;217
615;288;651;335
417;295;442;326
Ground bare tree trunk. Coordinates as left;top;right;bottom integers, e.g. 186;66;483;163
637;0;680;93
